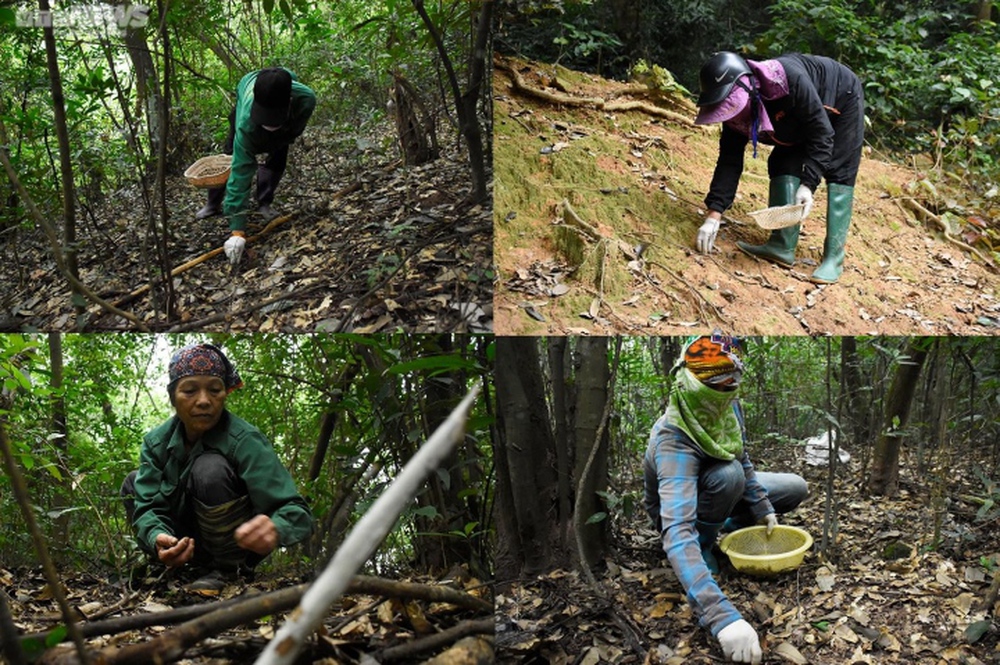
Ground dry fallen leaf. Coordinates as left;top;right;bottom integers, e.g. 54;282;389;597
773;640;809;664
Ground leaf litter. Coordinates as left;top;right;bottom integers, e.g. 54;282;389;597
495;440;1000;664
0;120;492;333
2;566;492;663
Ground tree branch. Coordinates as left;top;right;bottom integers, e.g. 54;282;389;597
253;384;482;665
377;620;494;661
24;575;490;655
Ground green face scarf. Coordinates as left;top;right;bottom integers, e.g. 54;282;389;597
664;368;744;460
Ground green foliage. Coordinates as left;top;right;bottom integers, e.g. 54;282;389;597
0;334;494;578
552;17;622;69
0;0;482;230
758;0;1000;192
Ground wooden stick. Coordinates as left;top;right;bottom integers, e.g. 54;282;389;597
255;385;482;665
378;620;494;662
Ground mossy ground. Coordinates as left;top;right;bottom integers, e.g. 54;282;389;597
494;55;1000;335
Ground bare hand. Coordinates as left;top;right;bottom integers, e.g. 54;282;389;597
235;514;278;556
155;533;195;568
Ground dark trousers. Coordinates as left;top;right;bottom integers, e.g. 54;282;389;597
768;81;865;187
121;452;260;569
205;107;290;210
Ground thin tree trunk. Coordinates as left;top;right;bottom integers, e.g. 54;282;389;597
573;337;609;567
151;0;176;320
307;362;360;483
410;0;492;203
38;0;82;318
47;333;70;565
869;339;930;497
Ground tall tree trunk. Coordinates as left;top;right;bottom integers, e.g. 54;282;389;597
868;339;930;497
840;336;873;475
572;337;609;568
123;23;159;164
411;0;493;203
494;337;560;579
413;336;479;573
975;0;993;23
38;0;82;318
548;338;571;536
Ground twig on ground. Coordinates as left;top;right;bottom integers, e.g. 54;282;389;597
114;180;363;311
646;259;730;325
377;620;494;661
900;197;997;272
23;575;490;652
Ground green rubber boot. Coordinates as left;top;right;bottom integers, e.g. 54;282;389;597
810;183;854;284
696;519;725;575
737;175;801;267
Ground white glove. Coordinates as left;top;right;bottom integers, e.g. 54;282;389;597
795;184;814;218
697;216;721;254
717;619;762;664
223;233;246;265
761;513;778;536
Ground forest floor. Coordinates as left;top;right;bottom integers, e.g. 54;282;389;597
493;54;1000;336
495;441;1000;664
3;566;493;663
0;118;492;333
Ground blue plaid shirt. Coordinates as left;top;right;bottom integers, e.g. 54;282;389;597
643;404;773;636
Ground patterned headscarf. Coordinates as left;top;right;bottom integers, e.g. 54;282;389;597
167;343;243;394
682;331;744;389
665;332;745;460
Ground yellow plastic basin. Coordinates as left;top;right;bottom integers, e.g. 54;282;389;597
719;525;813;576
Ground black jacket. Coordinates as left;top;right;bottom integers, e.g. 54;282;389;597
705;54;862;214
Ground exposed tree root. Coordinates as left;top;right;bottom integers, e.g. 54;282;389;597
495;58;700;128
900;196;997;272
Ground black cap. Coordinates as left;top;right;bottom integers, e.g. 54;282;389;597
696;52;752;107
251;68;292;126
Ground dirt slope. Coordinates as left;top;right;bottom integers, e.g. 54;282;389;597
493;55;1000;336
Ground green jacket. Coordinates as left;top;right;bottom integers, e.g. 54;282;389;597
132;411;313;552
224;69;316;231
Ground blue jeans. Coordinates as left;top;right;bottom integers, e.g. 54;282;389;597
698;461;808;526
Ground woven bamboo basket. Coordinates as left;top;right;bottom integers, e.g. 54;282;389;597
184;154;232;188
748;203;806;230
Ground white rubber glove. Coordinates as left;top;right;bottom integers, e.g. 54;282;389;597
224;232;246;265
697;216;721;254
795;184;814;219
717;619;762;664
761;513;778;536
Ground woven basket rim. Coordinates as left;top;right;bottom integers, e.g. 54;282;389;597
748;203;806;230
184;154;232;179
